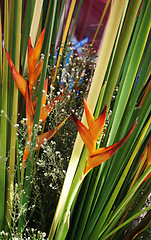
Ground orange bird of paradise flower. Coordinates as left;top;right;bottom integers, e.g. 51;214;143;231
70;99;137;175
5;29;67;165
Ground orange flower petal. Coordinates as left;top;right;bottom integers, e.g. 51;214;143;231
32;98;37;110
84;120;137;175
25;84;34;138
5;47;27;98
22;140;30;165
41;78;48;108
39;105;52;123
70;102;107;154
36;129;58;151
27;28;45;73
22;118;67;165
84;99;95;129
29;58;44;92
39;95;61;124
90;104;107;142
28;37;37;73
70;109;96;154
34;28;45;62
35;117;68;151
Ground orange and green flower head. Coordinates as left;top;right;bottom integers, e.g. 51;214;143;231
70;99;137;175
5;28;45;97
5;29;67;165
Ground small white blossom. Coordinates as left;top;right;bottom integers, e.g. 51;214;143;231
23;118;28;121
42;232;46;237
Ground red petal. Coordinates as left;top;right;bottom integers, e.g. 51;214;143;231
29;58;44;92
26;84;34;137
39;95;61;124
85;120;137;175
91;104;107;142
34;28;45;62
41;78;48;108
35;117;68;151
84;99;95;129
83;100;107;145
27;29;45;73
70;109;96;154
28;37;37;73
36;129;57;151
22;141;30;165
5;47;27;98
22;118;67;165
39;104;53;123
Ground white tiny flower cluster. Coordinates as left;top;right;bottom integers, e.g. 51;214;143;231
0;228;48;239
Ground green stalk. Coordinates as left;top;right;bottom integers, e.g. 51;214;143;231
101;0;142;110
49;0;61;67
41;0;52;52
68;0;83;41
105;179;151;239
97;59;151;214
107;0;151;145
54;0;68;51
5;0;22;229
7;0;14;125
103;0;149;144
55;1;151;239
73;167;103;240
81;90;151;240
49;1;127;238
23;0;44;76
18;0;58;231
101;204;151;240
116;40;151;141
52;0;77;82
0;8;2;113
21;0;35;69
92;0;111;44
114;131;150;207
87;117;151;240
68;172;93;240
52;148;88;240
95;56;151;217
0;5;2;230
66;1;142;237
69;82;107;239
0;0;8;231
33;2;57;133
102;79;151;208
